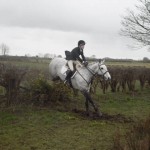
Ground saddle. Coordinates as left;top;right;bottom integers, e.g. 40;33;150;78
61;62;82;78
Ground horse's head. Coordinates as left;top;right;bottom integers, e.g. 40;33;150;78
97;59;111;80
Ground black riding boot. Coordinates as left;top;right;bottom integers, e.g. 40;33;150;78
64;70;73;88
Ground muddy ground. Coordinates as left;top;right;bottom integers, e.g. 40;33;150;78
72;109;133;123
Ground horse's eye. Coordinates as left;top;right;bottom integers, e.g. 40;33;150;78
101;67;103;70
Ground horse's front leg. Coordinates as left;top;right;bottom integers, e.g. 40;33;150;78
82;91;102;117
81;91;89;115
85;98;89;116
82;91;90;116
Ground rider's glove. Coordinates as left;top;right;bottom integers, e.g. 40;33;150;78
83;61;88;66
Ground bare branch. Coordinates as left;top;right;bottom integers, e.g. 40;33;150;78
120;0;150;50
0;43;9;56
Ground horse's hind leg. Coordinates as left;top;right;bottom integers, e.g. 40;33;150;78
85;98;89;116
82;91;102;117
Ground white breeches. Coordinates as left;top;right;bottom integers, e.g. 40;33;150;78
67;60;81;71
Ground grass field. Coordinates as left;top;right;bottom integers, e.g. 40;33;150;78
0;59;150;150
0;88;150;150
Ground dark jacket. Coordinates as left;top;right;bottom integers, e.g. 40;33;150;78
65;47;86;63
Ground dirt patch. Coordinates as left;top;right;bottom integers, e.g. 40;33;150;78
72;109;133;123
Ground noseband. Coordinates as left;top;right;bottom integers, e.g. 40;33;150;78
98;64;109;77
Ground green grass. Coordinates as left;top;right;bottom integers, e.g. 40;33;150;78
0;88;150;150
106;61;150;68
0;59;150;150
0;108;124;150
1;58;150;69
0;86;5;95
0;60;49;70
100;92;150;120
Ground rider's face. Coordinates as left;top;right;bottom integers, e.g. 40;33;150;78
80;44;85;50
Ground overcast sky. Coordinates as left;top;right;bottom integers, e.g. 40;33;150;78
0;0;149;59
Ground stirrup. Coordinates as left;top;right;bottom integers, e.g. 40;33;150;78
64;80;67;84
64;79;73;88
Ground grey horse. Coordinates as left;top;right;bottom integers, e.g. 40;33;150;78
49;57;111;116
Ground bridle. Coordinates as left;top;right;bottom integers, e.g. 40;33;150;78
76;62;109;85
87;63;109;78
98;64;109;78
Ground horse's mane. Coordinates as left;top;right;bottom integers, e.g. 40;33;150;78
88;62;97;66
76;61;98;70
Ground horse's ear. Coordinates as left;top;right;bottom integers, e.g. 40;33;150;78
101;59;105;64
98;59;101;63
98;59;105;64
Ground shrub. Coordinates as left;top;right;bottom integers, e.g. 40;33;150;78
113;116;150;150
0;63;27;106
27;75;72;106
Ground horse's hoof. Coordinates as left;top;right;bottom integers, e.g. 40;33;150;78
86;112;90;116
97;112;102;117
86;111;93;117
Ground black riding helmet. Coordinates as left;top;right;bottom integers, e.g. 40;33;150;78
78;40;86;46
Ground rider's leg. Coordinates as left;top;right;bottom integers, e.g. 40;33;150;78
74;60;82;68
65;70;73;80
68;60;74;71
64;61;74;86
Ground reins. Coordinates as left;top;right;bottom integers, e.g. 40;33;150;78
76;69;91;85
76;63;109;86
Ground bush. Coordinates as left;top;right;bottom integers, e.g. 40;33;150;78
113;116;150;150
0;63;27;106
0;63;73;107
27;75;72;106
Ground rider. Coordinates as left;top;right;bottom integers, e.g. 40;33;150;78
64;40;88;85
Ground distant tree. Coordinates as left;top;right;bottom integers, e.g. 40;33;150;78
44;53;51;58
143;57;149;61
38;53;44;58
91;55;96;59
0;43;9;56
43;53;57;58
57;55;62;58
35;55;39;63
121;0;150;51
25;54;31;57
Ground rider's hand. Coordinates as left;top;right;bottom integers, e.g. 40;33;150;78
83;61;88;66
